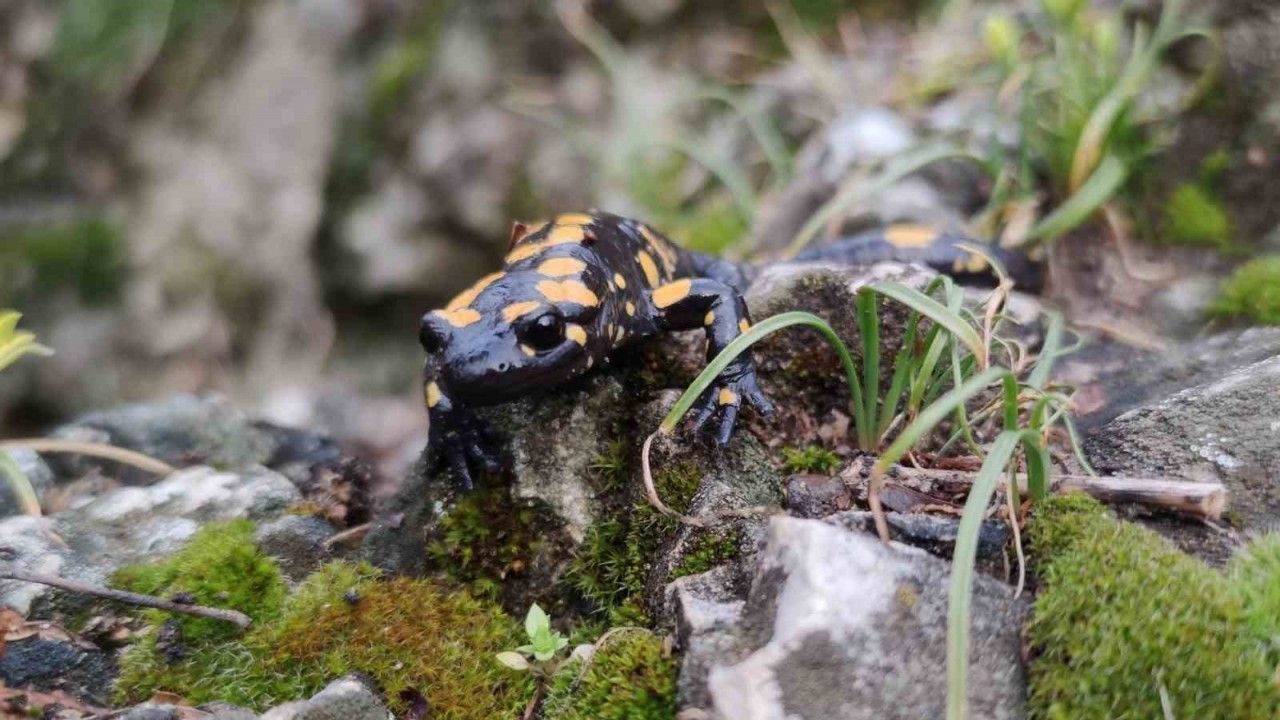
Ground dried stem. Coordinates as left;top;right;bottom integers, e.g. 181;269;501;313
0;439;175;476
0;569;252;630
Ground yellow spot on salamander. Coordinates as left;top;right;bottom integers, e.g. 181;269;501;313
704;310;715;326
884;224;941;248
718;387;738;406
536;279;598;307
652;279;692;309
434;307;481;328
546;224;586;245
952;252;990;274
556;212;595;226
501;301;543;323
613;272;627;289
637;250;661;286
425;382;441;408
738;319;750;334
521;344;536;357
642;226;678;273
538;257;587;277
445;271;503;311
566;323;587;345
505;224;587;264
625;302;636;316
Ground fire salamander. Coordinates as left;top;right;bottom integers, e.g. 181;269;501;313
419;212;1040;488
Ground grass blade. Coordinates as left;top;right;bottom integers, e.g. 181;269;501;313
858;291;881;449
946;429;1048;720
659;311;861;435
0;451;41;517
874;367;1011;474
1027;153;1128;243
865;283;987;366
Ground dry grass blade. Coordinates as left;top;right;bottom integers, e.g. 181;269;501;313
0;439;176;476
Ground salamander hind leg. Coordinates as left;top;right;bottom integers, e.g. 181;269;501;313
651;277;774;445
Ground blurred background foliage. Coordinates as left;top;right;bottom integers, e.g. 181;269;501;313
0;0;1277;476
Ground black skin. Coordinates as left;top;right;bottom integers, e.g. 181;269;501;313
419;212;1042;489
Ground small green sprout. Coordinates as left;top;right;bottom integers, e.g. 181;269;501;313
496;604;578;676
0;310;53;373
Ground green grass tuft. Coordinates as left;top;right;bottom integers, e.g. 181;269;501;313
781;445;841;475
542;631;677;720
1210;255;1280;325
567;462;703;625
1026;495;1280;719
1161;183;1235;249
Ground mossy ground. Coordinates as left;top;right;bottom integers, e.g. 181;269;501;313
1160;182;1235;250
541;630;678;720
426;485;548;601
780;444;841;475
115;532;534;717
1210;255;1280;325
1027;495;1280;719
566;461;703;625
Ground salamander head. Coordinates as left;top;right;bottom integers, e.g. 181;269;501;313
419;263;605;405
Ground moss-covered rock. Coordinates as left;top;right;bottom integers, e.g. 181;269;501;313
1026;495;1280;719
116;555;535;718
1210;255;1280;325
112;519;286;644
542;630;677;720
1160;182;1235;250
1228;533;1280;666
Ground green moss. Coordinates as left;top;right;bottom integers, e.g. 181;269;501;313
1160;183;1235;249
542;631;677;720
426;487;545;600
1228;534;1280;664
112;520;286;644
588;438;629;495
672;528;741;579
1026;495;1280;719
567;462;702;625
117;562;534;717
0;220;125;307
781;445;841;475
1210;255;1280;326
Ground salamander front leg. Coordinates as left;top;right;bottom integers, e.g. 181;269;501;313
424;378;500;490
651;278;774;445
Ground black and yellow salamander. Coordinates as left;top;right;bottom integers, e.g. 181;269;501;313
418;212;1041;488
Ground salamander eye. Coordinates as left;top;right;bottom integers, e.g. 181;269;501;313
521;313;565;351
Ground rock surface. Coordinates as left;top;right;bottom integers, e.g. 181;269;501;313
0;636;116;707
259;674;392;720
0;465;299;614
677;516;1026;719
1086;353;1280;558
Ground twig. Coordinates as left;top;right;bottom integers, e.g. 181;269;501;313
0;439;176;476
323;522;371;549
0;569;252;630
848;457;1227;520
521;684;545;720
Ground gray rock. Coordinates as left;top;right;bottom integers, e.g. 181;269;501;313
118;706;183;720
1086;354;1280;548
669;567;752;709
199;703;259;720
255;514;336;581
50;395;278;481
0;448;53;517
0;637;117;707
825;511;1012;563
696;516;1026;720
260;674;391;720
0;465;299;614
1070;326;1280;430
786;473;853;518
